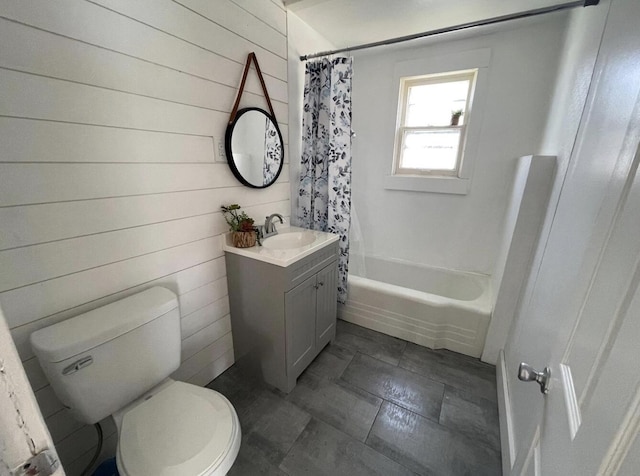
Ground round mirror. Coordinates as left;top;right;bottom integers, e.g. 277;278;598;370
225;108;284;188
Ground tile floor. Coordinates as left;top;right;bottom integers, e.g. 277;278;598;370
208;320;502;476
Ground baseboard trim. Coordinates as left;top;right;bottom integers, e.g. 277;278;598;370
497;349;516;474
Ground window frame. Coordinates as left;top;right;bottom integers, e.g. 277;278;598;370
393;69;478;177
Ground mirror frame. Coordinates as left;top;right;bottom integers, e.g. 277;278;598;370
224;107;285;189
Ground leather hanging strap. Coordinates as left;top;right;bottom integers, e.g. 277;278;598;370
229;52;277;124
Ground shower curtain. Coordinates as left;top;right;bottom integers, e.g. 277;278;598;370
263;118;281;185
297;57;353;303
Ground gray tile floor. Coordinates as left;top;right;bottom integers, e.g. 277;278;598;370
208;320;501;476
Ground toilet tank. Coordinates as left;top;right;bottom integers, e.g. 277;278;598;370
30;287;180;424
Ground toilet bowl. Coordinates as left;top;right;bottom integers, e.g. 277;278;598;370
114;380;240;476
30;287;240;475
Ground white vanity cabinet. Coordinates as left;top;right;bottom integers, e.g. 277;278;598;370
223;230;338;393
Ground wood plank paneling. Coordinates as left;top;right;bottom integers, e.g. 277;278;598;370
0;162;288;207
0;69;228;136
0;118;215;164
0;20;289;123
34;385;65;419
0;183;289;250
0;115;289;165
0;0;288;102
270;0;286;11
88;0;287;77
1;0;290;471
0;162;233;206
0;214;226;292
6;197;289;357
181;296;231;339
46;409;85;444
182;315;232;360
176;0;287;58
188;348;235;386
22;358;49;392
1;237;222;329
11;257;227;360
230;0;287;35
179;277;228;317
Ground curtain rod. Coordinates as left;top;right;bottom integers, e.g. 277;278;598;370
300;0;599;61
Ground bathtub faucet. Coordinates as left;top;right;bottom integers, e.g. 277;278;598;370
263;213;284;238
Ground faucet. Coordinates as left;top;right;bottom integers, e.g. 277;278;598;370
263;213;284;238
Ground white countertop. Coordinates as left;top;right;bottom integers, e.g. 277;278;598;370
222;226;339;267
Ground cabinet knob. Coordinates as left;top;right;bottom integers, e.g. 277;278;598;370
318;281;324;287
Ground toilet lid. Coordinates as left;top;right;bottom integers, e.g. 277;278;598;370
117;381;237;476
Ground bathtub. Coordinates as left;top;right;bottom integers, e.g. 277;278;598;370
338;256;492;358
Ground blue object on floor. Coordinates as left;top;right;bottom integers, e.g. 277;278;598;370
92;457;119;476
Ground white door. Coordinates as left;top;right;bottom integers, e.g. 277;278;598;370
0;306;64;475
504;0;640;474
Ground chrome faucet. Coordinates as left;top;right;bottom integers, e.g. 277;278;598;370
263;213;284;238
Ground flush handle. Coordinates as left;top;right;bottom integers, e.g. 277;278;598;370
62;356;93;375
518;362;550;394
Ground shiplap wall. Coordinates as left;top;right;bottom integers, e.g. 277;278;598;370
0;0;288;473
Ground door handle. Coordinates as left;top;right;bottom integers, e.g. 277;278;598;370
518;362;550;394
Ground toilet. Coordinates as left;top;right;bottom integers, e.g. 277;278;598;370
30;287;241;475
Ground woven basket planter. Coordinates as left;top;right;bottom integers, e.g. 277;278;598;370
232;231;257;248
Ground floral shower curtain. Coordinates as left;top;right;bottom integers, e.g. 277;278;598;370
297;57;353;303
263;118;281;185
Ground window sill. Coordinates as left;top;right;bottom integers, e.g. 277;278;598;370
383;175;470;194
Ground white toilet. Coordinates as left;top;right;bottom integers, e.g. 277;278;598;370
30;287;241;476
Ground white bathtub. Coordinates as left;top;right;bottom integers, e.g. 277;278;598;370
338;256;492;358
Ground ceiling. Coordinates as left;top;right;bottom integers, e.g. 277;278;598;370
285;0;577;50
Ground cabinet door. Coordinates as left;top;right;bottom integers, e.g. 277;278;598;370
315;261;337;349
285;274;317;379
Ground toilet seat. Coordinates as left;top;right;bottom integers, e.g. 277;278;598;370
116;381;241;476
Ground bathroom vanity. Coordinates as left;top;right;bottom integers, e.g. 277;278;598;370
223;227;339;393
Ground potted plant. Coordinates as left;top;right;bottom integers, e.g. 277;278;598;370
221;204;257;248
451;109;464;126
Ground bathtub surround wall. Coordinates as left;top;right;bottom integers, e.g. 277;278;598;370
516;3;610;342
0;0;288;472
350;14;566;276
481;156;556;364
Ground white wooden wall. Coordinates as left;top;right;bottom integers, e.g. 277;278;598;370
0;0;288;473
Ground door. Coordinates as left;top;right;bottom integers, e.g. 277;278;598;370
505;0;640;474
315;261;338;348
0;306;64;475
285;274;317;379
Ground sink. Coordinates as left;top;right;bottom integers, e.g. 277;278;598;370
223;226;338;267
262;231;316;250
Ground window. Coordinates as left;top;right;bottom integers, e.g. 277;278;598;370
393;70;477;177
385;50;489;194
